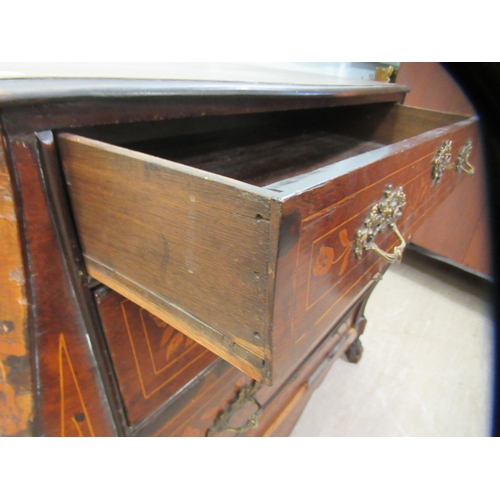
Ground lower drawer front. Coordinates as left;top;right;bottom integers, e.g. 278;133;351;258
95;286;364;435
247;328;358;437
135;301;362;437
94;287;218;427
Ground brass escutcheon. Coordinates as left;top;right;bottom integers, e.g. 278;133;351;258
354;185;406;264
455;138;475;175
431;140;453;184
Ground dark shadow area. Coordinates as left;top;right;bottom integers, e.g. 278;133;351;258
442;63;500;436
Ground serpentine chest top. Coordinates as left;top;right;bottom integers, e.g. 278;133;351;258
0;69;480;436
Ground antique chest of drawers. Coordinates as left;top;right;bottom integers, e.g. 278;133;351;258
0;67;481;436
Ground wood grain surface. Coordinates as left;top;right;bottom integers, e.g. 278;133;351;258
0;130;32;436
58;133;280;382
4;133;118;436
126;127;384;187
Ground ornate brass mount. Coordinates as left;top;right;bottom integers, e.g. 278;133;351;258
354;185;406;264
207;380;262;436
455;138;475;175
431;140;453;184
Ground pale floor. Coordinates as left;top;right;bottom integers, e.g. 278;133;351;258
291;250;495;437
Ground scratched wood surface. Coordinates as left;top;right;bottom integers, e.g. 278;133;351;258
0;130;32;436
4;133;118;436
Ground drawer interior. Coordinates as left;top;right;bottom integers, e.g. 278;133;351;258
124;128;383;188
69;102;466;190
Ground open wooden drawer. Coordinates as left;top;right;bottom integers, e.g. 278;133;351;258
57;102;480;384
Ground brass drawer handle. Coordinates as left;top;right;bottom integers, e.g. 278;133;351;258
431;140;452;184
354;185;406;264
455;138;475;175
367;223;405;264
207;380;262;436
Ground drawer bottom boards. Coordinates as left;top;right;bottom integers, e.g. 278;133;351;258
95;285;373;436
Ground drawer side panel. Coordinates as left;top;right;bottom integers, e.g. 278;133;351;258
58;134;275;381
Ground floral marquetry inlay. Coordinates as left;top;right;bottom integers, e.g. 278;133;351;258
313;229;352;278
96;292;218;425
313;246;334;276
306;224;356;310
119;300;216;399
298;143;462;319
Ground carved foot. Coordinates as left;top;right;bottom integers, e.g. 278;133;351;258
345;336;363;363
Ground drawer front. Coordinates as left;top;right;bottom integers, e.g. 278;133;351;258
96;284;361;434
94;287;218;427
271;119;479;378
247;324;359;437
58;109;477;385
136;299;362;437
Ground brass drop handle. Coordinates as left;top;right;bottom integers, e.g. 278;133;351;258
207;381;262;436
365;222;406;264
455;139;475;175
354;185;407;264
